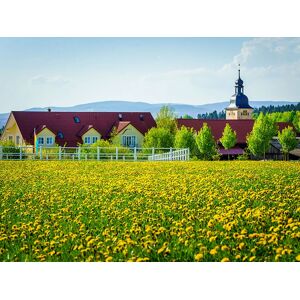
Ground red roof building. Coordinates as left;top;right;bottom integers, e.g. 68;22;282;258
3;111;156;147
176;118;298;157
176;119;295;144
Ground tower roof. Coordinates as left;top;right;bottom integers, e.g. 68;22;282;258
227;65;253;110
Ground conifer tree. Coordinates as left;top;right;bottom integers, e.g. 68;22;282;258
195;123;218;160
247;113;278;160
278;126;298;160
174;126;198;156
220;123;237;160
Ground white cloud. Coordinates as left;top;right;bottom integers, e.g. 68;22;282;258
30;75;71;86
140;38;300;102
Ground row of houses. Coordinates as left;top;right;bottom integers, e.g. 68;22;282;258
1;69;299;158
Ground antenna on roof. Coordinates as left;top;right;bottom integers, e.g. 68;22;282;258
238;64;241;78
47;107;51;112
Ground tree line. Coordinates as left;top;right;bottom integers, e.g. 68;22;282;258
144;106;299;160
183;102;300;128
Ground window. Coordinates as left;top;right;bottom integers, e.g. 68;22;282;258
92;136;98;144
57;131;64;139
8;135;13;142
38;137;44;145
16;136;20;145
122;136;136;147
46;137;53;145
84;136;91;144
74;116;80;123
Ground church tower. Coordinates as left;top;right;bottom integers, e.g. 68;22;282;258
226;65;253;120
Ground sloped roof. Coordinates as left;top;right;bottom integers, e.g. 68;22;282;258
176;119;297;144
35;124;56;135
12;111;156;146
115;121;131;134
77;125;99;137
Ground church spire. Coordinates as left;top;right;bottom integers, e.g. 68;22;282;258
235;64;244;94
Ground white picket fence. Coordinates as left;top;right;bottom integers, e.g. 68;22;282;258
0;146;190;162
148;148;190;161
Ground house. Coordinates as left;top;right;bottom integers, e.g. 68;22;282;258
0;111;156;148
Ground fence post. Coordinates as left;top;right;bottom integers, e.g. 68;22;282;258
116;147;118;161
40;146;43;160
134;147;137;161
78;147;81;160
170;147;173;161
59;146;62;160
19;146;22;160
187;148;190;161
152;147;155;159
97;147;100;161
0;146;2;160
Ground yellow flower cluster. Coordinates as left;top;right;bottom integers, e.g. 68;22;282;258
0;161;299;262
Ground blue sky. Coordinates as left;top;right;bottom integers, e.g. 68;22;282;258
0;37;299;112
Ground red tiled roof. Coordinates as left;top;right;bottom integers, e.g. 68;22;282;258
176;119;297;144
115;121;131;134
35;124;56;135
12;111;156;147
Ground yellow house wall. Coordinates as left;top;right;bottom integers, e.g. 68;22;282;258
81;128;101;144
112;124;144;147
36;128;56;146
1;113;24;145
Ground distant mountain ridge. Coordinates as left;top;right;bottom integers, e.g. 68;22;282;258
0;100;299;128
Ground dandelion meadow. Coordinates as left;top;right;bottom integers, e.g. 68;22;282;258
0;161;299;262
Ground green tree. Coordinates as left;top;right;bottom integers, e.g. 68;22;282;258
247;113;278;160
156;105;177;134
174;126;198;156
219;123;237;160
195;123;218;160
278;126;298;160
143;127;174;149
181;114;193;119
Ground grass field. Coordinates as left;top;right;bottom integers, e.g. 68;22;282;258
0;161;299;262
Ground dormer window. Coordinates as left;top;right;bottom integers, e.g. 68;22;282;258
74;116;80;123
57;131;64;139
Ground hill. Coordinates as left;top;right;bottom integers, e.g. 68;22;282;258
0;100;298;128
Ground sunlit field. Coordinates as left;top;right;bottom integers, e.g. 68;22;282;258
0;161;299;262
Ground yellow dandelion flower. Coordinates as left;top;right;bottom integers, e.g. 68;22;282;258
221;245;229;251
195;253;203;261
221;257;230;262
210;249;217;255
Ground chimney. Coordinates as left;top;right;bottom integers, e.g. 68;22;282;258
48;108;51;112
118;113;123;121
139;114;144;121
